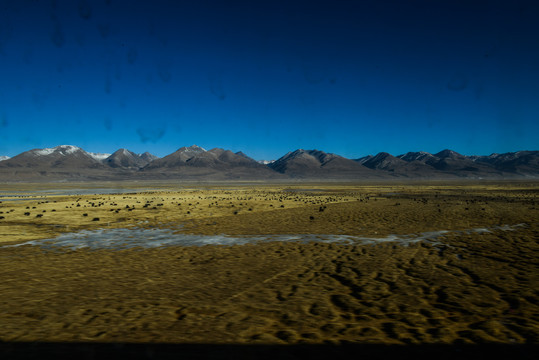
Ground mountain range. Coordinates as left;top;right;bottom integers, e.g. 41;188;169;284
0;145;537;181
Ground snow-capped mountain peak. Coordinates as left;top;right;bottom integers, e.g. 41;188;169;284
33;145;83;156
180;145;206;153
0;155;10;162
88;152;112;161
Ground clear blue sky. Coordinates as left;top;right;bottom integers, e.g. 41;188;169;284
0;0;538;160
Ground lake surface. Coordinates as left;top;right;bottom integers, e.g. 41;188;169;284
0;188;165;199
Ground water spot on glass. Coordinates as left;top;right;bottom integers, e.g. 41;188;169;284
127;47;137;64
78;0;92;20
104;117;112;131
209;73;226;100
22;48;33;64
0;23;13;55
32;92;47;109
475;83;484;101
447;73;468;91
114;64;122;81
137;127;166;143
302;59;326;85
1;114;7;128
104;76;111;94
148;22;155;37
51;20;65;48
75;33;86;46
98;23;110;39
158;63;172;83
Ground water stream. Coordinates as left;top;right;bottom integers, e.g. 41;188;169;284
3;224;527;250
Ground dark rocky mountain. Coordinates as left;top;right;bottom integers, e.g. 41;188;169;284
104;149;155;169
235;151;253;160
142;145;282;179
397;151;437;163
419;149;503;176
358;149;539;178
359;152;438;177
0;145;104;169
0;145;537;181
269;149;380;179
361;152;408;171
139;152;159;163
144;145;207;168
470;151;539;175
354;155;373;165
391;149;507;178
0;145;111;181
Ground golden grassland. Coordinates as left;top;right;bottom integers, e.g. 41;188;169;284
0;180;537;345
1;180;537;243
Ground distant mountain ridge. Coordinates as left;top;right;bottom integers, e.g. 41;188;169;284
0;145;538;181
357;149;539;178
104;149;154;169
268;149;379;179
143;145;281;179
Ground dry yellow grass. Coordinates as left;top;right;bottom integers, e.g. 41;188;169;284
1;181;537;243
0;181;537;345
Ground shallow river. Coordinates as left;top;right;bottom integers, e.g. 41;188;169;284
3;224;527;250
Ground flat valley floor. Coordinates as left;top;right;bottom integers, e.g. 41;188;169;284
0;181;537;349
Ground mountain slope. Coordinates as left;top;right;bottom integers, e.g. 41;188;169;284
0;145;537;181
0;145;111;181
360;152;441;176
397;151;437;163
471;151;539;175
269;149;380;178
88;152;111;162
144;145;207;168
104;149;153;169
361;152;408;171
423;149;504;176
143;145;282;179
0;145;104;169
139;152;159;163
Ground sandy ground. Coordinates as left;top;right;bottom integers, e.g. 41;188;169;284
0;181;538;347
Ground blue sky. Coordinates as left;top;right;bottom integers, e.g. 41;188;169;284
0;0;538;160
